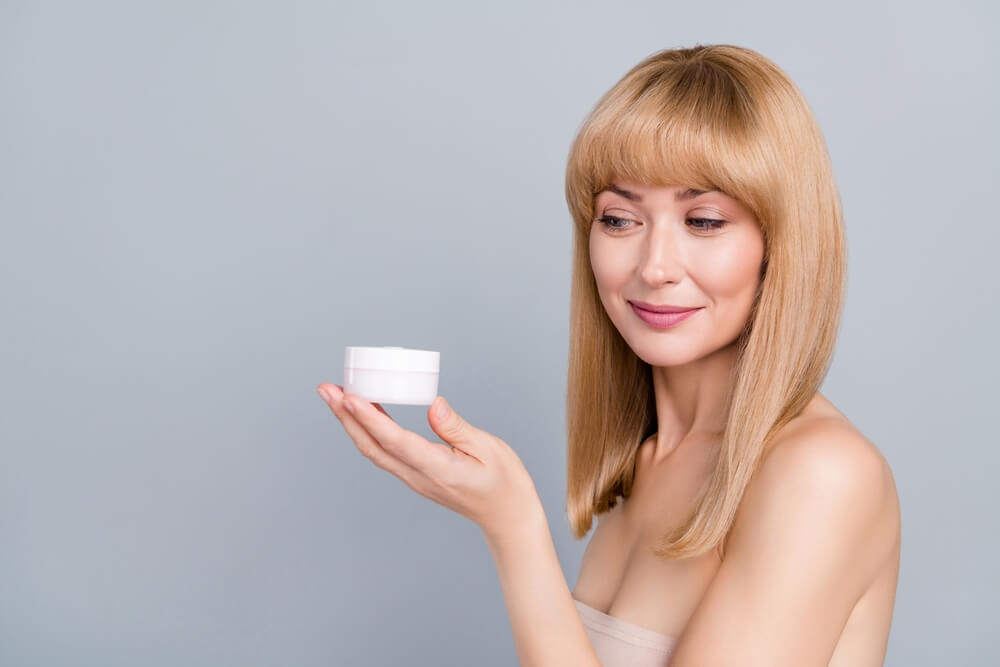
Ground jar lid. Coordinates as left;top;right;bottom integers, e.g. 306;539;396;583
344;346;440;373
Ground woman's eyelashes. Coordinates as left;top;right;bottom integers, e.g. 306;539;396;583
596;214;727;233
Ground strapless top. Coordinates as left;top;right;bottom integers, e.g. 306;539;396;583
573;598;677;666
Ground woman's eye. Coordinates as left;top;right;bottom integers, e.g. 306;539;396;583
597;215;632;232
686;217;727;230
596;215;727;233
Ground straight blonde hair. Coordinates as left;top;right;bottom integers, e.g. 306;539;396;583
564;44;846;559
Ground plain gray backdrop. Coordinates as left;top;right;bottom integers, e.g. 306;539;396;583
2;1;997;665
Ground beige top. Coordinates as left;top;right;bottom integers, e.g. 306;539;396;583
574;598;677;666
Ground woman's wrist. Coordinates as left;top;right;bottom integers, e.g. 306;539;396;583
481;496;549;555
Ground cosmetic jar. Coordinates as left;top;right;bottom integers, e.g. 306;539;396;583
343;346;440;405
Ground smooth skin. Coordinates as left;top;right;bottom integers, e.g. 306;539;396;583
319;182;901;666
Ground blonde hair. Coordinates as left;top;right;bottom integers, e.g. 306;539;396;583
564;44;846;559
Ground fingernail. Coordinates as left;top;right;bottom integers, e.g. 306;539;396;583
317;387;332;403
343;397;356;415
436;397;449;419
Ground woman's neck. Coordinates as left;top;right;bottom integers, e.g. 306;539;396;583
648;342;738;461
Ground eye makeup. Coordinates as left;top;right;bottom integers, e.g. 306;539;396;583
595;214;728;233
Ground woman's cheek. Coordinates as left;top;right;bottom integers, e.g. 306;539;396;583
589;237;623;288
700;236;763;296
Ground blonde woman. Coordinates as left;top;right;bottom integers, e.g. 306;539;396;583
318;44;901;667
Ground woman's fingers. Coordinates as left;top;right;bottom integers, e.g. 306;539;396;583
316;383;532;530
340;392;456;477
361;395;394;422
318;384;427;488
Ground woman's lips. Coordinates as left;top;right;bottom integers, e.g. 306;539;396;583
630;302;702;329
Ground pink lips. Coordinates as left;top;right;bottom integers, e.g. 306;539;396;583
629;302;702;329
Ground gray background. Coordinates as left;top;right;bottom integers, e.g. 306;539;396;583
1;1;996;665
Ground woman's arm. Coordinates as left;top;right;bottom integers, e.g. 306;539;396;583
484;505;602;667
318;386;600;666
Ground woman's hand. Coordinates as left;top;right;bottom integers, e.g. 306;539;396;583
316;383;544;543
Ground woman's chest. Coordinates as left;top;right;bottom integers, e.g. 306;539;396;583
572;441;723;638
573;502;721;639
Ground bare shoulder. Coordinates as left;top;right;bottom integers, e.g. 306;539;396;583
774;411;897;508
763;414;893;495
666;407;901;665
736;410;901;584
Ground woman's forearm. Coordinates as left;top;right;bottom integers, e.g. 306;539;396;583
483;505;602;667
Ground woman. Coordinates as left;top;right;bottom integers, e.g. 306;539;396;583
317;44;901;666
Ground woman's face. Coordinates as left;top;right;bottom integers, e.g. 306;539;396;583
589;181;765;367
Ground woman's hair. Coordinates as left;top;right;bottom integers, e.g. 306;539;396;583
564;44;846;559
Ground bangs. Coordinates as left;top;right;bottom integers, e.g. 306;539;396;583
566;63;774;230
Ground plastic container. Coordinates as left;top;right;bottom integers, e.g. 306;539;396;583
343;346;440;405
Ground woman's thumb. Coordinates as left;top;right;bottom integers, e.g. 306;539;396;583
430;396;486;459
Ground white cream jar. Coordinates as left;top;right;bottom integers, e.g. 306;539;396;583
343;346;440;405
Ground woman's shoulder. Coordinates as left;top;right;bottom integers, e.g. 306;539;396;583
764;392;891;477
733;392;900;574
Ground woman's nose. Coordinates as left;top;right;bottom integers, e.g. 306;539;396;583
639;229;684;285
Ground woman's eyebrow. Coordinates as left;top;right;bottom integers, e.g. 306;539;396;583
598;184;720;201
